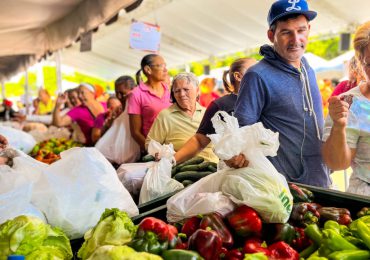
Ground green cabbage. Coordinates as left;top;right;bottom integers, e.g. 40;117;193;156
77;208;137;260
87;245;162;260
0;215;72;260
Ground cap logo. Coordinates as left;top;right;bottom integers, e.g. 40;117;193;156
286;0;301;11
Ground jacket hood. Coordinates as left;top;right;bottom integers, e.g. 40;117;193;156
260;44;310;75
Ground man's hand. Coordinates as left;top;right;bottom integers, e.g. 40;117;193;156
328;96;351;128
224;153;249;169
0;134;8;150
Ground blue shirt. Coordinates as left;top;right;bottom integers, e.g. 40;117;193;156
234;45;330;187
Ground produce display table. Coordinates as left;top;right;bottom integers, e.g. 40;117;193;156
70;183;370;259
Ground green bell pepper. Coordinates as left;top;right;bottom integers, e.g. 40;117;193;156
243;252;269;260
299;243;319;259
307;257;328;260
305;224;323;245
356;220;370;250
130;230;169;255
324;220;341;233
349;216;370;236
327;250;370;260
322;229;358;252
162;249;204;260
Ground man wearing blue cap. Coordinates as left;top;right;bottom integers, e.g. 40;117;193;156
232;0;331;187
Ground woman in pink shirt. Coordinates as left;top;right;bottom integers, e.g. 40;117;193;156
53;83;107;146
128;54;171;151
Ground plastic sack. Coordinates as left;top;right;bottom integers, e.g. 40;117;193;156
0;166;46;224
0;126;36;153
31;147;139;239
166;170;235;223
95;109;140;164
208;112;293;223
117;162;154;195
139;140;184;205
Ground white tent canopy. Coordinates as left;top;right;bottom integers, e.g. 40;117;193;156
0;0;140;81
1;0;370;81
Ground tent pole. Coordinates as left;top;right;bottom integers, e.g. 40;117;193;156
25;69;29;115
55;50;63;93
1;82;5;100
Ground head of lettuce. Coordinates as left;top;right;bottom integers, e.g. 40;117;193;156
77;208;137;260
0;215;72;259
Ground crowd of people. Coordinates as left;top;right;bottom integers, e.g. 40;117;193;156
1;0;369;196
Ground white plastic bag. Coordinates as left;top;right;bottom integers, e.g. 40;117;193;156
0;126;36;153
117;162;154;195
208;112;293;223
31;147;139;239
95;109;140;164
166;170;235;223
139;141;183;205
0;166;46;223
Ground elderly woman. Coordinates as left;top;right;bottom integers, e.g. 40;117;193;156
175;58;256;165
145;72;218;163
322;21;370;195
53;83;106;146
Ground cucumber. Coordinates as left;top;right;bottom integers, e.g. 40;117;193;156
181;180;194;187
197;161;212;170
179;164;200;172
171;167;178;177
142;154;155;162
174;171;214;182
207;165;217;173
178;156;204;168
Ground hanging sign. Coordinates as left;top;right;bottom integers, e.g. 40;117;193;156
129;20;161;52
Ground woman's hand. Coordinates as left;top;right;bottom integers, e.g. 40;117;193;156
55;94;67;108
328;95;351;128
0;134;8;150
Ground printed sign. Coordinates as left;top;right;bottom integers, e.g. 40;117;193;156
129;20;161;52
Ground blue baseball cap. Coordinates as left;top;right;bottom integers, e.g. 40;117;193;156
268;0;317;27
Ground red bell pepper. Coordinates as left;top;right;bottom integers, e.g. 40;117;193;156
224;248;244;260
181;216;201;238
227;205;262;237
243;239;271;256
137;217;170;241
268;241;299;260
289;202;320;227
318;207;352;226
288;183;314;203
188;228;223;260
291;227;312;252
200;212;234;248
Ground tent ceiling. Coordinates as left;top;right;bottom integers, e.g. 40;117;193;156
59;0;370;81
2;0;370;82
0;0;140;81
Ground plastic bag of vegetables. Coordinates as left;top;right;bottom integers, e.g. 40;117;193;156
209;112;293;223
139;141;183;205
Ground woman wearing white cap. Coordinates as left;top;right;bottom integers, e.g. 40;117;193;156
52;83;107;146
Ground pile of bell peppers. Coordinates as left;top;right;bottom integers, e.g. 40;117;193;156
127;185;369;260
